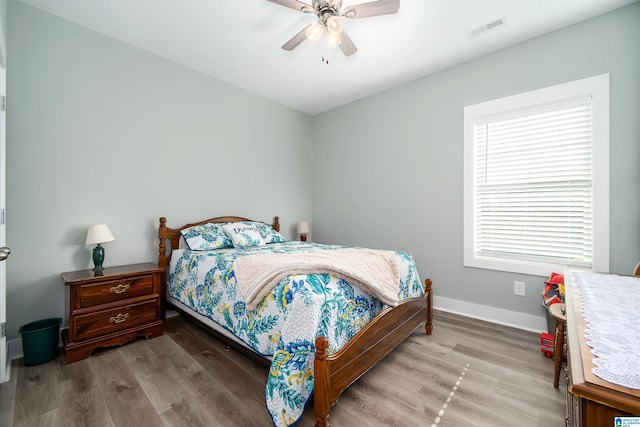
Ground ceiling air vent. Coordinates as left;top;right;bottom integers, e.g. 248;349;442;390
469;17;506;38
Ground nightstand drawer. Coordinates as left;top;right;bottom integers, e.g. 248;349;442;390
78;274;155;307
74;298;159;341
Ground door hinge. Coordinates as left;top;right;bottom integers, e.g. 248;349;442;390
0;209;5;225
1;96;5;112
0;323;5;339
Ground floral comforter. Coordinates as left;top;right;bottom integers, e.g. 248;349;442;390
168;241;424;426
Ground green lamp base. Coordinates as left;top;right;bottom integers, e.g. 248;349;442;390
92;244;105;271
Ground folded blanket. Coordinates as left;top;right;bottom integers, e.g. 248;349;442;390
234;248;402;311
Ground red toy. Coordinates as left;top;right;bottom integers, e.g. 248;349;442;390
540;332;567;360
543;272;565;307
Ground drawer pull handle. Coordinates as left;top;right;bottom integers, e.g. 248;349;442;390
109;313;129;324
110;284;131;294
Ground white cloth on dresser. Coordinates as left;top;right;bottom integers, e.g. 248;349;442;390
572;270;640;389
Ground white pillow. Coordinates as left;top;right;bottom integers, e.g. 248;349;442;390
222;222;266;249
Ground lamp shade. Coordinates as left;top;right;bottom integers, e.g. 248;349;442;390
326;32;341;48
85;224;115;246
297;221;310;234
326;16;343;36
305;21;324;43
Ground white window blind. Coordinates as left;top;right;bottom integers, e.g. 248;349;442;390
464;74;609;276
474;97;593;268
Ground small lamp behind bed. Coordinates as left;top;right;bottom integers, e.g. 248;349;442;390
297;221;310;242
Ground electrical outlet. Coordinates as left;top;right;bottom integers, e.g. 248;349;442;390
514;281;526;296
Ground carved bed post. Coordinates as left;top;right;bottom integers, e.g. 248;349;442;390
158;217;168;268
273;216;280;232
425;279;433;335
314;336;331;427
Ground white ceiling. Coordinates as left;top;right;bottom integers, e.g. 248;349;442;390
19;0;637;115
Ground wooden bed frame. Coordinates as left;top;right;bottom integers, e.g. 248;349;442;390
158;215;433;427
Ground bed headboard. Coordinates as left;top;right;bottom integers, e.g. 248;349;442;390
158;215;280;268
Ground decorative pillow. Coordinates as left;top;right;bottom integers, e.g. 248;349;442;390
253;222;287;244
180;223;231;251
222;222;266;249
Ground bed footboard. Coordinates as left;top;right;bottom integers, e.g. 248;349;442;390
313;279;433;427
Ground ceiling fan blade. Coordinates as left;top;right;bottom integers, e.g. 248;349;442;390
266;0;315;13
339;30;357;57
282;25;311;51
343;0;400;19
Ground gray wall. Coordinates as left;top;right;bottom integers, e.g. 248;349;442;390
5;2;312;340
4;1;639;341
311;3;640;318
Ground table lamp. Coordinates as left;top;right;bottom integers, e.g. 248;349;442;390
86;224;115;271
297;221;310;242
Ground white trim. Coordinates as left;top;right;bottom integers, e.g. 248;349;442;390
8;337;21;360
590;76;610;273
434;295;548;333
2;350;8;382
0;67;5;384
0;10;5;69
464;73;610;275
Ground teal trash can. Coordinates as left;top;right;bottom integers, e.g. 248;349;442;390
18;318;62;366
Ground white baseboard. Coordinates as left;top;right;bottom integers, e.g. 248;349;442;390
1;348;10;383
8;337;22;360
434;295;548;333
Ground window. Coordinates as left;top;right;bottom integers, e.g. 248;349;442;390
464;74;609;276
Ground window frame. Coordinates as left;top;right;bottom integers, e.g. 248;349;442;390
463;74;610;276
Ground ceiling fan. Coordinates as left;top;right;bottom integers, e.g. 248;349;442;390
267;0;400;57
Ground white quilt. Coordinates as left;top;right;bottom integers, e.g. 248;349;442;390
234;248;402;311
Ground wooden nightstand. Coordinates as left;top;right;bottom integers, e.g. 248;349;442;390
62;262;165;364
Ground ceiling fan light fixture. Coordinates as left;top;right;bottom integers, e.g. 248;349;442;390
305;22;324;43
326;15;343;36
326;32;341;48
271;0;400;58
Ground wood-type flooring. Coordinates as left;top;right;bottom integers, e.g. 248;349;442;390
0;310;566;426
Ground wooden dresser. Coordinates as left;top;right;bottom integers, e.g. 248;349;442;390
565;271;640;426
62;262;165;363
